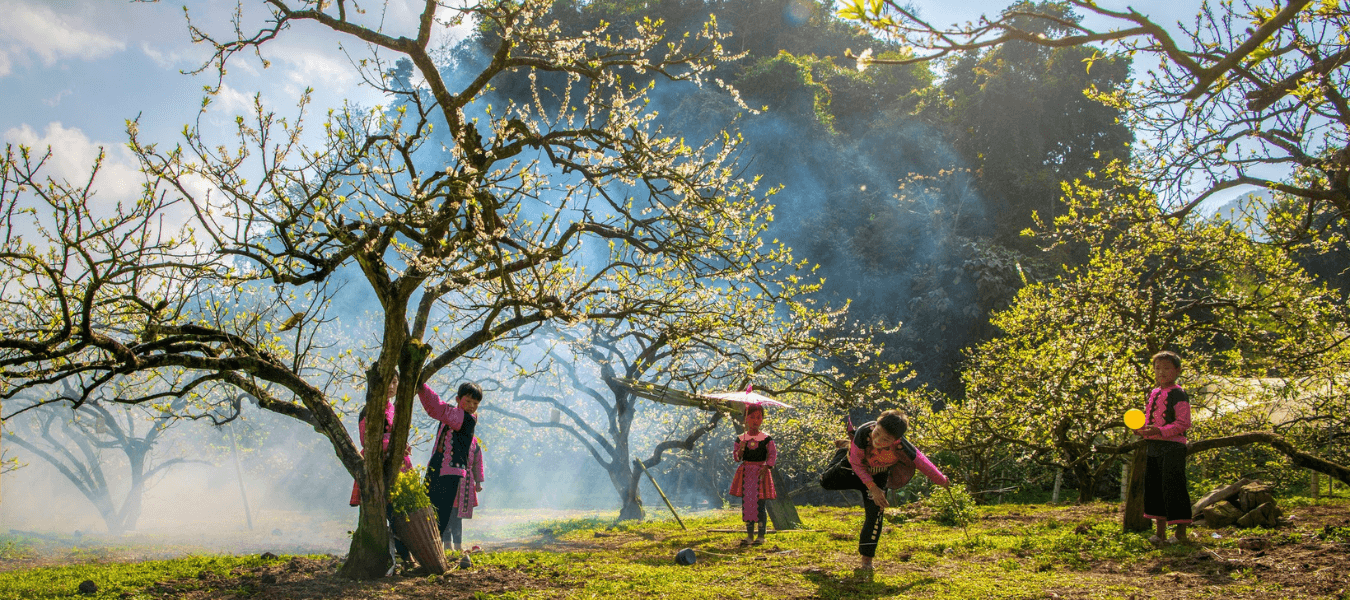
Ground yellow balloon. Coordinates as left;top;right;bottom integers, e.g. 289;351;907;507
1124;408;1146;430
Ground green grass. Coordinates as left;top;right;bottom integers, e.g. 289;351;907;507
0;535;36;561
0;553;291;599
456;504;1194;599
5;499;1348;598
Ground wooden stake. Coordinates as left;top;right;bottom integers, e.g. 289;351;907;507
230;423;254;530
637;460;686;531
1122;448;1150;531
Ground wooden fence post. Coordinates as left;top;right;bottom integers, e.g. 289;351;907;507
764;468;802;530
1122;449;1150;531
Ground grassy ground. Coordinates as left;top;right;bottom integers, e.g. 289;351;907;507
2;497;1349;599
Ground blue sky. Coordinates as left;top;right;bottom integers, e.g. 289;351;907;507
0;0;1210;210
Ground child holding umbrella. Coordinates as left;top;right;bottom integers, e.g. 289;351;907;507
730;403;776;546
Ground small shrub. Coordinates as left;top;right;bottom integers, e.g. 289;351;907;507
931;484;977;527
1322;525;1350;543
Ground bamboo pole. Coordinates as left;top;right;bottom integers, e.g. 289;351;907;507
0;397;5;518
229;423;254;530
636;460;686;531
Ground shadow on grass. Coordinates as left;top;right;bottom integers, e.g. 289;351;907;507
802;570;920;599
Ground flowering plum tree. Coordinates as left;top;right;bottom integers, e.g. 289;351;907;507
0;0;801;578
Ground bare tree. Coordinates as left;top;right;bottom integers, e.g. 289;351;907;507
485;286;910;521
3;386;209;534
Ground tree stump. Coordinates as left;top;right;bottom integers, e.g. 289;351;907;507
764;467;802;530
1238;483;1274;513
1202;502;1243;527
1122;449;1150;531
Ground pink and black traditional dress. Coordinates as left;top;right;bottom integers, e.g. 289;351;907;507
819;421;948;558
419;383;479;546
1139;384;1193;525
347;395;416;562
453;438;486;519
729;432;777;522
348;397;415;506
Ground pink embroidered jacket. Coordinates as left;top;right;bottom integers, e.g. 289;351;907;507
348;397;414;506
847;421;949;490
419;383;476;477
455;438;487;519
733;432;777;465
1140;384;1191;445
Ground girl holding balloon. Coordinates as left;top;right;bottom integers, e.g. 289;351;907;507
1128;350;1192;545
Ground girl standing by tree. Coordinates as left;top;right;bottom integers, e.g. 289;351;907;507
1133;351;1192;545
730;403;776;545
349;374;415;568
420;382;484;554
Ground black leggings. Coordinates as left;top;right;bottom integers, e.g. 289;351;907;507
820;448;890;558
427;473;465;545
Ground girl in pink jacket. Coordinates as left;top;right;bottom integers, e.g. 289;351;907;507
1133;350;1193;545
420;381;484;554
348;375;416;565
820;410;948;570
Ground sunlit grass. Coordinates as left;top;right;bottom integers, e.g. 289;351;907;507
5;499;1349;598
0;553;290;600
459;503;1183;599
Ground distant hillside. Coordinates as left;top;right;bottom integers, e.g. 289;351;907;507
1210;190;1271;231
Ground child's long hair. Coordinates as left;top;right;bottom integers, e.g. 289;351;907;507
877;409;909;439
744;403;765;419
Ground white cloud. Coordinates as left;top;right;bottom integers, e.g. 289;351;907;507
0;2;125;76
3;122;142;205
3;122;216;253
139;40;187;71
41;89;72;107
273;42;362;92
209;83;256;117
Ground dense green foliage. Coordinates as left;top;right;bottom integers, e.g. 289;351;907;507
388;468;433;516
932;164;1350;502
929;483;978;527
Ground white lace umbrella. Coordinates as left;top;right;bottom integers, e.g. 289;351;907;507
700;385;793;409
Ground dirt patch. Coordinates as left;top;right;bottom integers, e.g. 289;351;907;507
138;556;558;599
1034;541;1350;600
998;502;1350;599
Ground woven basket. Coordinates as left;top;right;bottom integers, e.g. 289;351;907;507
391;506;448;574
